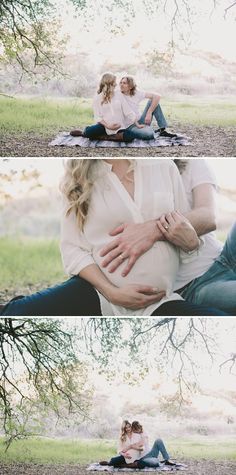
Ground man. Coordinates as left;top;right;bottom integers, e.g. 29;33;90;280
99;159;236;315
120;75;177;139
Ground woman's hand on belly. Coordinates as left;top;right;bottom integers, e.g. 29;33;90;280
100;221;164;277
108;283;166;310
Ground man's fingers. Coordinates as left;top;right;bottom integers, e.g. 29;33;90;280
121;256;136;277
109;223;126;236
101;248;122;268
100;239;119;257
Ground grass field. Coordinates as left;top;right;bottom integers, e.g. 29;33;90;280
0;437;235;464
0;237;65;292
1;95;236;135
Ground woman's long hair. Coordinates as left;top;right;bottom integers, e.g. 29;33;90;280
120;420;131;443
60;159;134;231
97;72;116;104
60;159;97;231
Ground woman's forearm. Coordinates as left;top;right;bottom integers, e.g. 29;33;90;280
79;264;117;301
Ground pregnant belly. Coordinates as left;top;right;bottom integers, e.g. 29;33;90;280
94;242;179;295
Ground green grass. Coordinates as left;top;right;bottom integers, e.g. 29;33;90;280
0;97;93;134
161;97;236;126
0;437;235;464
0;95;236;134
0;237;65;290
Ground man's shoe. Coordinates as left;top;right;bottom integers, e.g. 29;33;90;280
158;129;178;138
164;460;176;466
70;129;84;137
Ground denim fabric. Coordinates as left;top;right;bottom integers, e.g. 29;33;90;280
139;100;168;129
152;300;228;316
181;223;236;314
126;123;154;140
109;455;126;467
138;438;169;468
1;276;102;316
83;123;134;142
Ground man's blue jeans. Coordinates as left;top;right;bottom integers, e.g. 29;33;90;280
181;223;236;314
126;99;168;140
138;438;170;468
139;100;168;129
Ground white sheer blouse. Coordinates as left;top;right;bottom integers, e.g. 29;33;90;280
60;159;194;316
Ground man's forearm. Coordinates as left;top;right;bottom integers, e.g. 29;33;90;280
184;207;217;236
148;94;160;114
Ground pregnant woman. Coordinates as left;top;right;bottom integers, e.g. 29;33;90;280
0;159;228;316
70;72;151;142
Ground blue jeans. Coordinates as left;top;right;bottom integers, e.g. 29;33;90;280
138;438;170;468
125;99;169;140
0;276;102;316
139;100;168;129
181;223;236;315
83;123;134;142
109;455;126;467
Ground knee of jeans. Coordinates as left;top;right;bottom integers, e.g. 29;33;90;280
142;128;154;140
83;126;90;137
137;460;146;469
154;438;163;445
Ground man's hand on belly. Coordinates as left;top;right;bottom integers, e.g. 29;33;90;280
100;221;164;277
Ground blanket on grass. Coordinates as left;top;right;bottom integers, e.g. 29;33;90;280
87;462;187;472
49;132;191;148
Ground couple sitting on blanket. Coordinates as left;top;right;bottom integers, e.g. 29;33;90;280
100;420;175;469
70;73;177;142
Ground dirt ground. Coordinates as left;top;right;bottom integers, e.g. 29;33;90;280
0;460;236;475
1;124;235;157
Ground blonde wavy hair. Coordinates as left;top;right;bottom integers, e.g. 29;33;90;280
60;159;134;231
97;72;116;104
120;420;131;443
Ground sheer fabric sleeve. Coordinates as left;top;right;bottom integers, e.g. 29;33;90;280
60;197;95;276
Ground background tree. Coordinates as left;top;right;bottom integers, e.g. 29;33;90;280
0;318;92;448
82;317;234;400
1;0;235;77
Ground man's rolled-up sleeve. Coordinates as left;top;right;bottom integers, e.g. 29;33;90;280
60;199;95;276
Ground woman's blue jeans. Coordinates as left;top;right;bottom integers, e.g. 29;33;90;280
83;123;134;142
181;223;236;314
0;276;102;316
138;438;170;468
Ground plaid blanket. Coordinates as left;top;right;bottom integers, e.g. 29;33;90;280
49;132;191;148
87;462;188;472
